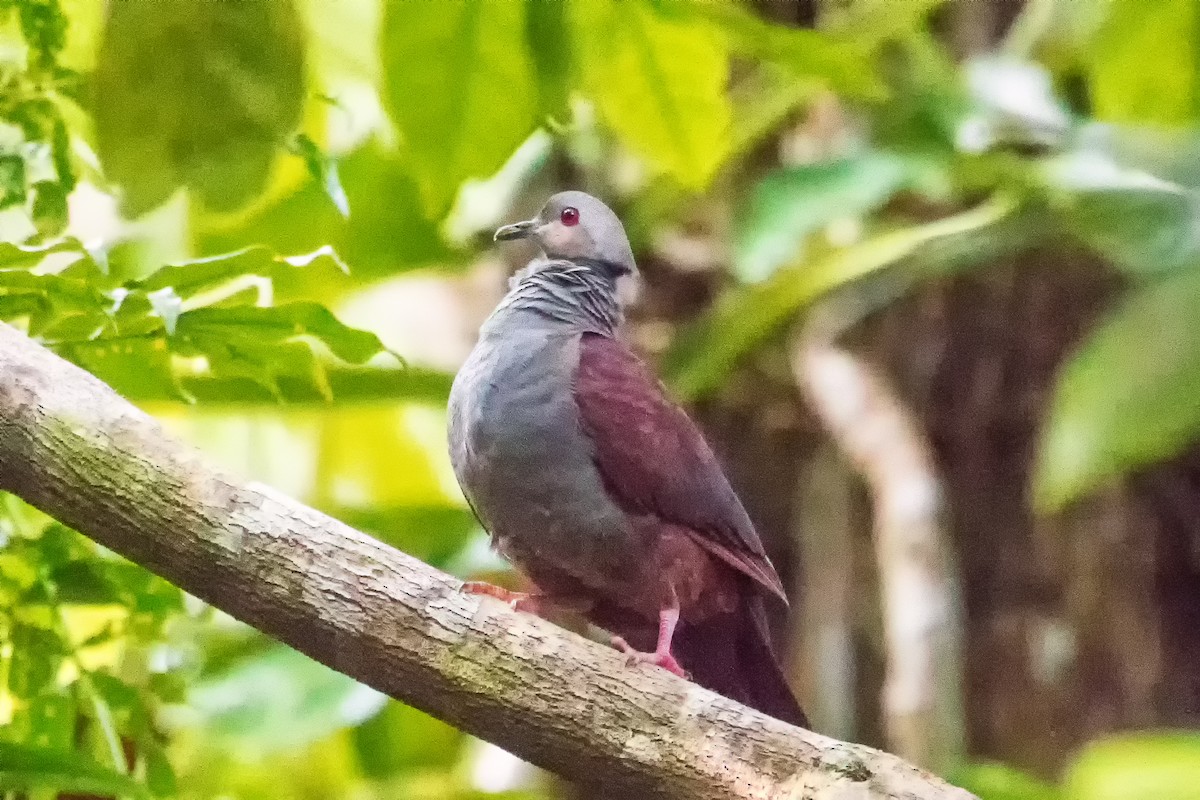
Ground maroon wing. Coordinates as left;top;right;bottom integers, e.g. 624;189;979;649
573;332;786;602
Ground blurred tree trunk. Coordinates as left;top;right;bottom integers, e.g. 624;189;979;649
638;243;1200;777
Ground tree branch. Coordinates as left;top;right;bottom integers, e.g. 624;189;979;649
0;322;976;800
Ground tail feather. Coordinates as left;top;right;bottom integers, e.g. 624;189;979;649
672;593;809;728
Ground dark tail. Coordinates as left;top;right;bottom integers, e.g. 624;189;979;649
672;592;809;728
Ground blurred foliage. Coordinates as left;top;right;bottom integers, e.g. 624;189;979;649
954;733;1200;800
0;0;1197;797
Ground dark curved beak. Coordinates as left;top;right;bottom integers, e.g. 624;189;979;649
494;219;538;242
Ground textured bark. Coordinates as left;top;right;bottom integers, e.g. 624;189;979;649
0;322;975;800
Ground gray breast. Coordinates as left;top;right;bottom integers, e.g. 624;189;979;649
447;308;640;592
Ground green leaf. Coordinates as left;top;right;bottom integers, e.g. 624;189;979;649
178;302;388;364
667;0;883;99
136;245;345;299
50;560;123;605
0;154;27;209
664;195;1016;400
0;742;150;799
133;365;453;407
735;153;921;282
525;0;573;119
1065;733;1200;800
1043;150;1200;274
194;142;459;285
180;642;385;756
1034;269;1200;511
950;762;1060;800
352;700;462;779
291;133;350;219
8;625;64;697
1088;0;1200;126
94;0;307;216
30;180;68;238
67;337;189;402
9;692;77;753
572;0;731;189
381;0;540;217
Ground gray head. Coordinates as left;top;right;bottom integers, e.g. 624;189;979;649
494;191;637;277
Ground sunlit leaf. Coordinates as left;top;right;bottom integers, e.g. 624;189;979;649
950;762;1060;800
291;133;350;218
0;742;150;799
525;0;572;119
94;0;307;216
958;56;1071;153
176;642;385;756
352;700;462;779
572;0;731;189
664;195;1016;400
1088;0;1200;126
667;0;883;99
8;692;77;753
67;337;188;402
1065;733;1200;800
195;142;460;287
1043;150;1200;274
177;302;389;364
1034;269;1200;511
137;365;453;407
8;625;64;697
735;152;922;282
381;0;539;217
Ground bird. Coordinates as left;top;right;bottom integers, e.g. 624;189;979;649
447;191;808;727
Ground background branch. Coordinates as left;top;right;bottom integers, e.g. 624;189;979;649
793;296;966;772
0;322;974;800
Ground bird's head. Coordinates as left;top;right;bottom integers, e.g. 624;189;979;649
494;191;637;278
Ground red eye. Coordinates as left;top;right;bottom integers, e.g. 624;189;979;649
560;206;580;226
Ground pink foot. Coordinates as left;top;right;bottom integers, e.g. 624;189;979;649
610;635;689;679
461;581;541;613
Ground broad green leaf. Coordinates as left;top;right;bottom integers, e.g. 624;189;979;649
572;0;731;189
1034;269;1200;511
1043;150;1200;274
664;195;1016;400
179;642;385;756
0;742;150;799
67;337;188;402
735;153;921;282
94;0;307;216
1065;733;1200;800
352;700;462;779
136;245;345;299
950;762;1060;800
958;57;1071;153
7;623;65;700
7;692;77;752
177;303;388;364
138;365;453;407
1088;0;1200;126
525;0;573;120
381;0;540;217
195;142;459;287
823;0;948;53
668;0;883;99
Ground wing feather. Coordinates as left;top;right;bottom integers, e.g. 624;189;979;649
573;332;787;602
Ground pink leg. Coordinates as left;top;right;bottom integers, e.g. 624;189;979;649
611;606;688;679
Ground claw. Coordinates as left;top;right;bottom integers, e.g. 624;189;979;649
610;635;689;679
